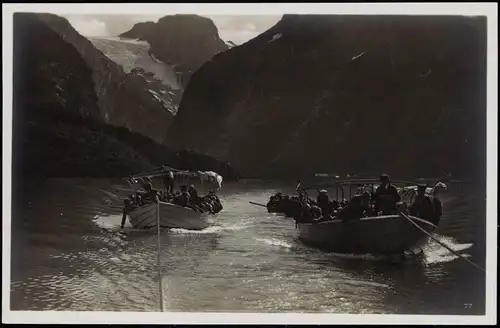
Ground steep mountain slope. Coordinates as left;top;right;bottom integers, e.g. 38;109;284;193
33;13;174;143
12;13;237;179
167;15;487;180
119;14;229;87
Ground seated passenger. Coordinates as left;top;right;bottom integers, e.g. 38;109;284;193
409;184;435;222
212;197;223;213
135;193;144;206
296;202;312;223
143;182;159;203
330;200;340;211
310;205;323;220
316;189;330;215
340;198;349;207
337;192;371;221
430;185;443;225
173;185;191;207
188;185;202;206
373;174;401;215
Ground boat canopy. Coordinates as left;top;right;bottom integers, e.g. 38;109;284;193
298;178;446;203
124;165;224;190
299;178;420;192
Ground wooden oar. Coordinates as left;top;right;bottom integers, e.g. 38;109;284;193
249;201;267;208
399;211;485;273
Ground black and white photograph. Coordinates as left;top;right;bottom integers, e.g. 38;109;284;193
2;2;497;325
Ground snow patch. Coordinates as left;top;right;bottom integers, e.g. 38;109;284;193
268;33;282;43
89;36;181;90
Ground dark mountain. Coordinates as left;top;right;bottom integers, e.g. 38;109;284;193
12;13;237;179
166;15;487;180
33;13;175;143
120;14;229;87
118;21;156;40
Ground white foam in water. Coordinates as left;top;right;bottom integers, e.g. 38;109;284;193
423;234;474;265
327;252;391;261
93;213;131;231
255;238;294;249
169;220;253;235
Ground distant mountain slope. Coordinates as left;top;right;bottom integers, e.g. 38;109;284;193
166;15;487;180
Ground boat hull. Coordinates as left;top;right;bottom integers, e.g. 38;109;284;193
128;201;213;230
297;215;436;255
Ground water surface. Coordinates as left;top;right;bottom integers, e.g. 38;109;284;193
10;179;486;314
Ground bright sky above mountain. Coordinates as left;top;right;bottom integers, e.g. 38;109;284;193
64;14;282;45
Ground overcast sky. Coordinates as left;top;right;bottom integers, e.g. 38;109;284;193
64;14;282;44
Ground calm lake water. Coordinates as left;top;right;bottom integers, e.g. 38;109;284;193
10;178;486;314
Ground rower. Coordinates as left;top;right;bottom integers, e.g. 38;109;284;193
409;184;434;221
121;198;135;229
373;174;401;215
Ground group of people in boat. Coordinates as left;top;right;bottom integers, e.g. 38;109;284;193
121;172;223;229
266;174;443;225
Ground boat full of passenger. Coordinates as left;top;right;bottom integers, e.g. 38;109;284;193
120;166;224;230
264;174;447;255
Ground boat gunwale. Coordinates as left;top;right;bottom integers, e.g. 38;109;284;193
297;214;437;229
128;201;213;229
128;200;214;218
300;178;434;191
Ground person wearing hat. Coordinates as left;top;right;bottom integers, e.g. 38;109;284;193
429;183;444;225
409;184;434;221
373;174;401;215
188;184;201;206
174;185;191;208
316;189;331;216
143;182;159;204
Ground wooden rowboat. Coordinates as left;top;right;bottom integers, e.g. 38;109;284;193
121;166;224;230
127;201;214;230
297;214;436;255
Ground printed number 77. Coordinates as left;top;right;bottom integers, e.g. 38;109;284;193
464;303;472;308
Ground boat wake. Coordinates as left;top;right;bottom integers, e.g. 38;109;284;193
169;219;253;235
255;237;294;249
422;234;473;265
93;211;255;237
324;252;398;262
93;213;129;230
302;234;474;265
